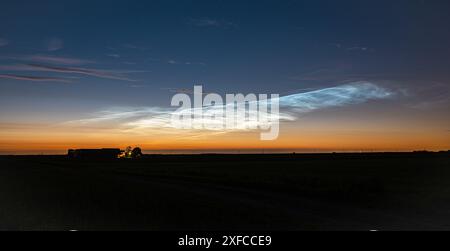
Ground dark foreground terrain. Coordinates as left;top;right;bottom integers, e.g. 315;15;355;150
0;152;449;230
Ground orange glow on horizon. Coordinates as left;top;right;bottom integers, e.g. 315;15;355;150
1;127;449;154
1;108;449;154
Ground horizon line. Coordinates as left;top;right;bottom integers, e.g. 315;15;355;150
1;149;449;156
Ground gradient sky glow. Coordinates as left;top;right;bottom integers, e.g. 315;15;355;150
0;0;449;154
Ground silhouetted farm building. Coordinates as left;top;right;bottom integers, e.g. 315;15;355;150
68;148;121;159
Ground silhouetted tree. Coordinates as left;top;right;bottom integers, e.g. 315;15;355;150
131;147;142;158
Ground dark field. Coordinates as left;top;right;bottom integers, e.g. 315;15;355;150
1;153;450;231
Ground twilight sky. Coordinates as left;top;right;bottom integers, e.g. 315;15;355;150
0;0;449;154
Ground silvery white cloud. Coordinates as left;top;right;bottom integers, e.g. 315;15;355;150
65;82;393;135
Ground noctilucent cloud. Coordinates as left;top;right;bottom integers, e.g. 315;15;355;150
0;0;449;153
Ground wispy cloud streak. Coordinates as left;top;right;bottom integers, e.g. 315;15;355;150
278;82;391;112
65;82;393;134
45;38;63;51
188;18;235;28
26;64;136;81
26;55;92;65
0;74;70;83
2;55;94;65
0;64;136;81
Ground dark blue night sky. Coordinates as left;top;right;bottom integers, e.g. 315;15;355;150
0;0;449;153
